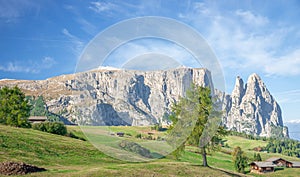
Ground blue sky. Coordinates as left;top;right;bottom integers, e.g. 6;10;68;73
0;0;300;122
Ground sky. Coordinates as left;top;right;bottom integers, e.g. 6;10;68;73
0;0;300;123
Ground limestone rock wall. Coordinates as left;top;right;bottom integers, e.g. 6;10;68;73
0;68;288;137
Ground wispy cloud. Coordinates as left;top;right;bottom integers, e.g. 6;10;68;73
76;17;97;35
62;28;84;55
179;2;300;77
0;57;56;73
63;3;97;36
103;39;198;68
235;10;269;26
274;89;300;104
276;89;300;96
89;1;116;14
0;0;38;23
265;49;300;76
285;119;300;124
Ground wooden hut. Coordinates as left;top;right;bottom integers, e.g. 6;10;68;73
28;116;47;123
250;162;276;174
266;157;293;167
116;132;124;137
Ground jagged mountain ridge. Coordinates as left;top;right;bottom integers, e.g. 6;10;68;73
0;67;288;137
221;74;288;137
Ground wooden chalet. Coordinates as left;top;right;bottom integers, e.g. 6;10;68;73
250;162;276;174
266;157;293;167
28;116;47;123
116;132;124;137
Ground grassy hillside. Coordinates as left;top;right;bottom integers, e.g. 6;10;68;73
0;125;243;177
1;125;299;176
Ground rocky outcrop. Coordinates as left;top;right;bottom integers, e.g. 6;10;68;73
223;74;288;137
0;68;288;137
0;68;213;126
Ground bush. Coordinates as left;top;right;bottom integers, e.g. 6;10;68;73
32;122;67;135
135;133;142;139
119;140;152;158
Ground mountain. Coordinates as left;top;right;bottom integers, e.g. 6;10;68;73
0;67;288;138
222;74;288;138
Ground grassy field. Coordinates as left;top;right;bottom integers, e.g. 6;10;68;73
1;125;299;176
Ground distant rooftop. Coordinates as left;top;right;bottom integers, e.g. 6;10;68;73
250;162;276;168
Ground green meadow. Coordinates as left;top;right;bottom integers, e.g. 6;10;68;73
1;125;299;176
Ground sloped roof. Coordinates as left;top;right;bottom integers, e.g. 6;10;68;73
250;162;276;168
266;157;291;163
28;116;47;120
291;161;300;167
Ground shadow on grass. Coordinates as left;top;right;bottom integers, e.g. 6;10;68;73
190;164;243;177
275;167;284;172
150;152;165;159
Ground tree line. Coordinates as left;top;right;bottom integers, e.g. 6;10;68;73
265;139;300;158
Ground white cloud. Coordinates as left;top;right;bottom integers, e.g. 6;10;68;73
179;2;300;77
0;57;56;73
42;56;56;68
0;0;38;23
276;89;300;96
103;39;198;68
265;49;300;76
62;28;84;55
235;10;269;26
274;89;300;104
89;1;116;13
76;17;97;35
285;119;300;124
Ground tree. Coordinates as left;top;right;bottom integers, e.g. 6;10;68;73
233;146;248;173
168;84;227;167
0;86;31;128
30;96;47;116
253;153;262;161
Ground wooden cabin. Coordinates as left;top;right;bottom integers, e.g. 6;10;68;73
266;157;293;167
28;116;47;123
116;132;124;137
250;162;276;174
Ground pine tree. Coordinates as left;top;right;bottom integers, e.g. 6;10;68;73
256;153;262;161
168;84;227;166
0;86;31;128
233;146;248;173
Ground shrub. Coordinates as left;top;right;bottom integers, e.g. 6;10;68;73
119;140;152;158
32;122;67;135
135;133;142;139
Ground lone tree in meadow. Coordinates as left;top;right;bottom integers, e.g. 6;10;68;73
0;86;31;128
168;84;227;167
233;146;248;173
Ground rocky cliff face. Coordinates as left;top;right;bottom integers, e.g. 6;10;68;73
223;74;288;137
0;68;213;126
0;68;288;137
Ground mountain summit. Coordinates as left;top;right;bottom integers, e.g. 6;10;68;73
0;68;288;138
224;74;288;137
